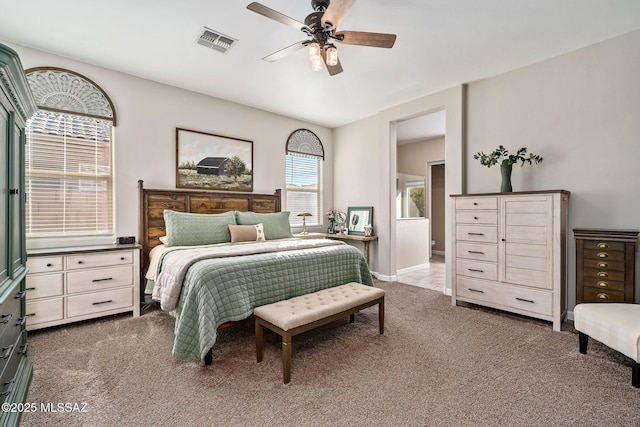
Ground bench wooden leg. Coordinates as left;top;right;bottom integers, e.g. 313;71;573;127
379;298;385;335
633;361;639;388
283;332;292;384
350;313;355;323
256;318;264;363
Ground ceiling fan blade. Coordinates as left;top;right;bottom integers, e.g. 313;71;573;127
262;41;308;62
335;30;396;48
247;2;309;32
321;49;343;76
321;0;357;30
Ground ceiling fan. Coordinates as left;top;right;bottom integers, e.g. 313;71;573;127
247;0;397;76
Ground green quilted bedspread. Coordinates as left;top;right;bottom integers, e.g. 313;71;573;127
166;243;373;363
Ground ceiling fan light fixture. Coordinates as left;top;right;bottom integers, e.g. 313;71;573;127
326;45;338;66
308;42;321;61
311;55;324;71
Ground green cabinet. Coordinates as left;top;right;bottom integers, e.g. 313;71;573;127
0;43;37;427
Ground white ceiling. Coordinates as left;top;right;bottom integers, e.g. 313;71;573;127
1;0;640;130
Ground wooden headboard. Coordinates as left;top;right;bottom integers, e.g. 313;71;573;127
137;180;282;288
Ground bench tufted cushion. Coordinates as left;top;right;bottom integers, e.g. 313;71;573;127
254;282;385;331
574;303;640;363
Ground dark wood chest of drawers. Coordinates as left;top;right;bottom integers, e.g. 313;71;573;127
574;228;638;303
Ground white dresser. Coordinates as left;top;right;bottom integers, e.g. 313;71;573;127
25;244;140;330
451;191;569;331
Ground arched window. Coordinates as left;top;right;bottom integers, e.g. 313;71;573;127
285;129;324;227
24;67;116;237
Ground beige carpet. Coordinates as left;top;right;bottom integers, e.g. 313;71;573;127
21;281;640;426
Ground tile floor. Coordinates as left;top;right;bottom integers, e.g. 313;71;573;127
396;255;445;292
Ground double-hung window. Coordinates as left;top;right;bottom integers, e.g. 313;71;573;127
285;129;324;227
24;67;116;238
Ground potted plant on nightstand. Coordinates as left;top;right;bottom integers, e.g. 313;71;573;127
474;145;543;192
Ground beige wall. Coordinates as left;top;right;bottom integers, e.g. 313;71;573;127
465;29;640;309
334;86;465;284
396;219;429;271
397;137;445;177
5;42;334;249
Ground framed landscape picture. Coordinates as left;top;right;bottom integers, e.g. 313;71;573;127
176;128;253;191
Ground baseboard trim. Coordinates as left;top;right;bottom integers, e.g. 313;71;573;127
372;272;396;282
397;263;430;275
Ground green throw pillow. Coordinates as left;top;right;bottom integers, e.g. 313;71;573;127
235;211;293;240
163;210;236;247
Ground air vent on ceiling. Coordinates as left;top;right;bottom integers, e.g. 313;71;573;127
197;27;238;54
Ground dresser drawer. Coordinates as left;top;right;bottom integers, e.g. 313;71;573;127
455;211;498;225
67;266;133;294
456;276;553;317
582;258;624;271
26;255;63;273
456;242;498;262
67;287;133;318
583;278;625;292
0;283;23;347
26;273;64;299
583;249;624;262
583;268;625;282
583;240;625;252
25;299;64;327
455;197;498;210
456;259;498;281
583;287;625;303
0;334;24;402
66;250;133;270
456;225;498;243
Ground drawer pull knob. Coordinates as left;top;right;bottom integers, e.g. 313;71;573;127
597;272;608;278
25;287;36;291
597;252;608;258
468;288;484;293
516;297;535;304
473;202;478;206
25;313;36;317
468;268;484;273
14;291;26;299
78;260;84;264
597;262;608;268
0;313;12;324
597;243;609;249
120;257;125;261
46;263;52;267
597;293;609;300
92;277;114;283
473;216;478;220
468;232;485;236
468;250;485;254
19;343;28;355
1;345;14;359
92;300;113;306
15;317;26;327
597;281;608;288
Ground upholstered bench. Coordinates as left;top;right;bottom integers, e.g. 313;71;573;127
254;282;385;384
574;303;640;388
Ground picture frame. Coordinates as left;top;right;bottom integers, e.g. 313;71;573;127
176;127;253;191
346;206;373;236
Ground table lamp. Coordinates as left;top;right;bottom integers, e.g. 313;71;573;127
297;212;312;235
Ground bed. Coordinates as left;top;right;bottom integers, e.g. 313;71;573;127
137;181;374;364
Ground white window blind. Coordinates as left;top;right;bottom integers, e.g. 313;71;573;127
25;110;114;237
286;153;321;226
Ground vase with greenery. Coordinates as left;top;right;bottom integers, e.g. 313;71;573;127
473;145;543;192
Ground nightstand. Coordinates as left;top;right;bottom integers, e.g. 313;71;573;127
574;228;638;303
